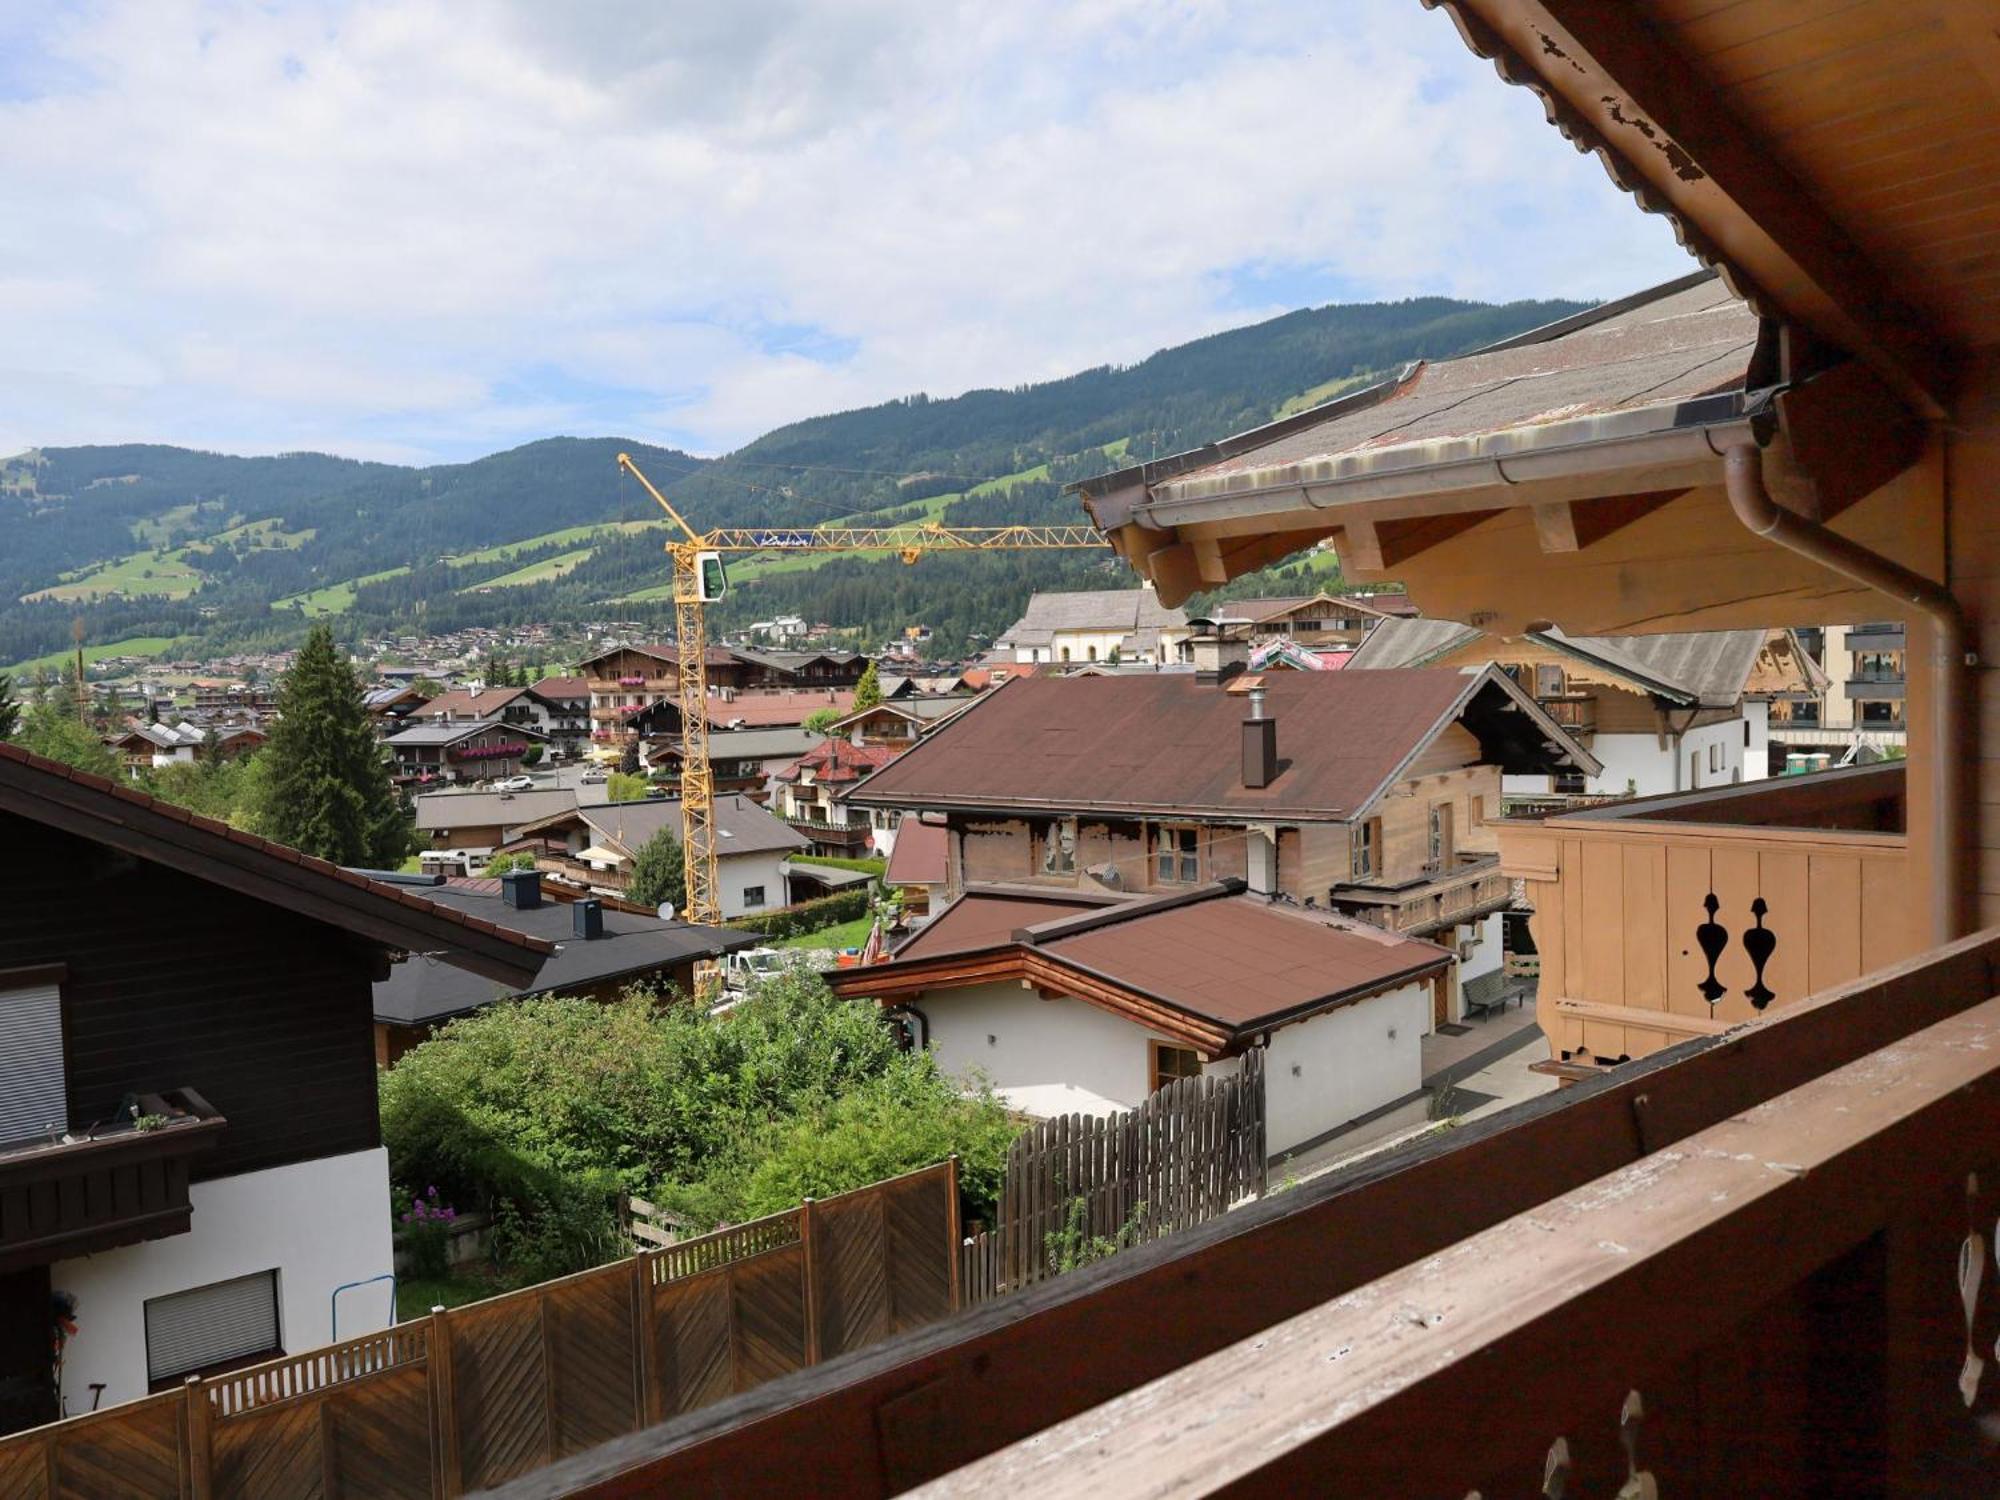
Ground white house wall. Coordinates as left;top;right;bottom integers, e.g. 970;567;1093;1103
721;849;791;920
1261;982;1429;1158
50;1147;394;1414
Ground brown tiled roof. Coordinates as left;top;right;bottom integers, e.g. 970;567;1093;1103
0;741;550;985
532;675;588;700
414;685;529;719
845;668;1594;822
884;814;949;889
709;689;856;727
844;882;1450;1048
774;738;901;785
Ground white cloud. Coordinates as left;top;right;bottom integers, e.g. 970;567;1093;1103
0;0;1695;464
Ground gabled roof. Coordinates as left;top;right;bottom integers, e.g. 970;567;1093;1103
514;794;809;859
845;666;1597;823
413;685;531;719
650;725;821;762
532;675;588;700
384;720;541;748
995;589;1188;648
371;879;752;1025
413;787;578;832
1347;618;1772;709
0;741;548;985
837;881;1453;1053
884;814;949;889
774;738;901;786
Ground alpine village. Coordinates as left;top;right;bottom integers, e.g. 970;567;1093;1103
1;2;1996;1495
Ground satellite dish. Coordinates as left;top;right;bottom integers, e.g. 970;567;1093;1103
656;902;677;921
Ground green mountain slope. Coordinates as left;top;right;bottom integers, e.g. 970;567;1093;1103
0;292;1588;668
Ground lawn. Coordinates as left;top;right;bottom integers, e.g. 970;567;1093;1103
460;547;596;591
6;634;183;678
276;565;411;615
26;547;204;602
395;1271;500;1321
443;518;661;568
771;914;877;950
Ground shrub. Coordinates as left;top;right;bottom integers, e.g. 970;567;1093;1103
724;885;872;940
398;1186;459;1279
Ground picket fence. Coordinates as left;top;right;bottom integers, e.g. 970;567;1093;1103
0;1158;960;1499
962;1050;1266;1302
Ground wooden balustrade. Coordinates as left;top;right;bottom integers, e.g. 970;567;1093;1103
0;1159;962;1499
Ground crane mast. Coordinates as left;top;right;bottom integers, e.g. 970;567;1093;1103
615;453;1107;931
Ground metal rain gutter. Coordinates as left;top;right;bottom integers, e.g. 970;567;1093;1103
1721;444;1969;946
1139;397;1773;530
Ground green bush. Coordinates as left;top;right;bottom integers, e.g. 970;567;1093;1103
379;972;1006;1268
725;885;872;940
789;854;887;875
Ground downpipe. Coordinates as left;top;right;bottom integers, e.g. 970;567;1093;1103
1722;444;1971;945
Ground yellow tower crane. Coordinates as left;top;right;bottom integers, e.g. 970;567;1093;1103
616;452;1109;927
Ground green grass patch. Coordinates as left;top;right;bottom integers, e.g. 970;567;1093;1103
789;854;886;875
276;565;412;615
770;914;877;950
461;548;596;591
395;1271;501;1321
444;519;662;568
27;547;204;602
6;634;183;678
1274;372;1374;420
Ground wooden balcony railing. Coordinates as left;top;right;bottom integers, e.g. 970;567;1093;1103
1536;692;1598;736
505;930;2000;1499
1336;859;1514;937
0;1089;225;1272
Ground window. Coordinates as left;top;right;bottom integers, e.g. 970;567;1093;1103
0;970;66;1146
1427;802;1454;872
1042;818;1078;876
1153;825;1199;883
145;1271;282;1388
1350;819;1378;879
1709;743;1721;773
1553;770;1587;794
742;885;767;908
1535;664;1566;697
1150;1042;1202;1093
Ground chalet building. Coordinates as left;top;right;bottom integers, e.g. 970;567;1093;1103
843;646;1597;1019
578;643;867;761
1498;763;1911;1078
1206;589;1414;648
106;722;265;777
505;794;806;919
832;882;1451;1157
0;742;543;1433
369;869;752;1066
826;697;975;748
1780;622;1909;764
644;725;820;803
530;674;591;754
381;719;543;786
361;683;429;730
990;588;1192;665
413;786;578;856
1348;619;1823;800
772;738;902;855
409;683;583;758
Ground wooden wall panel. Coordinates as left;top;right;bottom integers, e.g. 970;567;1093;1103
446;1298;549;1491
883;1170;954;1334
730;1246;808;1391
1805;854;1863;993
651;1273;733;1418
1578;840;1628;1057
545;1268;640;1460
812;1195;891;1359
1664;842;1714;1024
324;1364;431;1500
50;1394;186;1500
1619;843;1668;1057
210;1399;322;1500
1756;851;1811;1014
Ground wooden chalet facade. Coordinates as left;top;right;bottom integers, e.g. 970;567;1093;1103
0;743;542;1435
578;642;865;761
491;6;2000;1496
843;653;1598;1018
772;738;901;855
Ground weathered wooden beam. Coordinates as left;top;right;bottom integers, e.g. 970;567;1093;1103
1552;996;1730;1037
926;995;2000;1497
1431;0;1952;417
1340;512;1498;572
1531;491;1684;554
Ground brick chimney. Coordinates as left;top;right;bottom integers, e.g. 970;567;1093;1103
500;869;542;909
1241;682;1277;788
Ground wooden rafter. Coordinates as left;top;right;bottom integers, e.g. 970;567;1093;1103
1529;490;1684;554
1340;511;1498;573
1429;0;1952;417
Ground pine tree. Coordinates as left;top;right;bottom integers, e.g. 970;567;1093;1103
261;623;414;866
627;827;687;914
0;673;17;740
852;660;883;712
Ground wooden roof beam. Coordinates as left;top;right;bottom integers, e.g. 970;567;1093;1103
1530;490;1683;553
1430;0;1954;418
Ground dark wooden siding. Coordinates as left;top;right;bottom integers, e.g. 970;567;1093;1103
0;815;380;1182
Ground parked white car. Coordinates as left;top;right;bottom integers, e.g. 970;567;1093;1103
494;775;536;791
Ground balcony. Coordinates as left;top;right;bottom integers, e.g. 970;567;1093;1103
1843;622;1906;651
0;1089;225;1272
1535;692;1597;737
1846;674;1907;700
784;816;874;853
1331;856;1513;937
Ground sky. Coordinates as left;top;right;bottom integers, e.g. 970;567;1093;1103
0;0;1698;465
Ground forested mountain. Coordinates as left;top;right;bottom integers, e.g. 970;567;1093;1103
1;291;1589;668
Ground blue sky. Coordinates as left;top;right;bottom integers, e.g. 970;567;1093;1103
0;0;1696;464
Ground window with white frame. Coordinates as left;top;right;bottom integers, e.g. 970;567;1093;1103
1350;819;1380;880
1153;825;1200;883
145;1270;282;1388
0;971;66;1146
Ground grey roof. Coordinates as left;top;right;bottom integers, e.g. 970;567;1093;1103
384;721;543;747
372;882;754;1025
414;787;578;832
1346;618;1768;708
727;647;866;672
995;589;1187;648
655;725;820;761
1153;275;1753;498
525;794;809;859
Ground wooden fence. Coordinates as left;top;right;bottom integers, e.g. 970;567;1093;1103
0;1158;960;1499
963;1051;1264;1302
